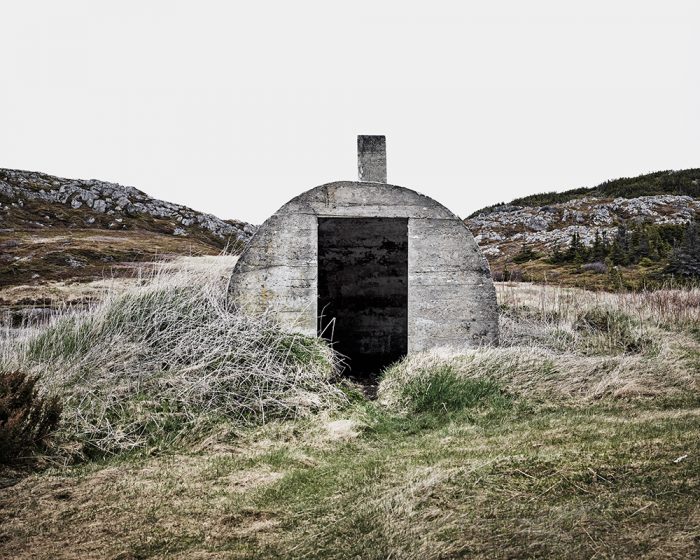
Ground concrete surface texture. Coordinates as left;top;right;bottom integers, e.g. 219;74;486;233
229;136;498;375
357;135;387;183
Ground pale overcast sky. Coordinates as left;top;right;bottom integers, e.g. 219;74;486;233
1;1;698;223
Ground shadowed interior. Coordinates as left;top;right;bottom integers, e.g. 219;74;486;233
317;217;408;378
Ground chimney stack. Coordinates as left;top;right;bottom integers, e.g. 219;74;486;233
357;135;387;183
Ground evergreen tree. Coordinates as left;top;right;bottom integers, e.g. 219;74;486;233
610;225;629;265
590;230;608;262
667;221;700;277
632;225;650;262
566;231;588;263
646;226;663;261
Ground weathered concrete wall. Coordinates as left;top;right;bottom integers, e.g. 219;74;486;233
229;181;499;353
407;217;497;350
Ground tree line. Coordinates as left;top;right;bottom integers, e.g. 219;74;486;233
514;220;700;277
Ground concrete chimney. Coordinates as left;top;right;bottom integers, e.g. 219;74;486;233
357;135;387;183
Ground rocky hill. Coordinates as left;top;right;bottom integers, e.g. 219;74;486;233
2;165;699;300
466;169;700;288
0;168;255;290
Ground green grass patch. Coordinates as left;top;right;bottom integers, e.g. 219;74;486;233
401;365;511;416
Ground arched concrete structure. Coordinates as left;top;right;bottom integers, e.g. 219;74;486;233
230;136;497;375
229;177;498;373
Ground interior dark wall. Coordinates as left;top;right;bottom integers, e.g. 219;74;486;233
317;217;408;378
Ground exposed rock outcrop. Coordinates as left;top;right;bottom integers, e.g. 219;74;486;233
0;168;256;246
467;195;700;261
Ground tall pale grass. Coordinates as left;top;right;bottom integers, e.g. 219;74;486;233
497;282;700;328
1;256;345;456
380;282;700;408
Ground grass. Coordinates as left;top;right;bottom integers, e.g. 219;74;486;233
0;228;227;289
487;251;694;291
1;401;696;559
0;260;699;559
399;366;510;415
1;256;345;457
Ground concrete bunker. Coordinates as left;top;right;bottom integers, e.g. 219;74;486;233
229;136;498;378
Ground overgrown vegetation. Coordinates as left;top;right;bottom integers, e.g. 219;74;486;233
547;221;698;274
0;257;344;457
0;370;61;464
0;260;698;559
471;168;700;217
498;221;700;290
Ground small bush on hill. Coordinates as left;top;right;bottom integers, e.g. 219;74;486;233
0;370;61;464
581;261;608;274
512;245;541;264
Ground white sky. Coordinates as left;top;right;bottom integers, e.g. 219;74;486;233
1;1;698;224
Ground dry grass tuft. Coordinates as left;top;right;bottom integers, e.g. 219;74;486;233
377;282;699;428
0;256;345;457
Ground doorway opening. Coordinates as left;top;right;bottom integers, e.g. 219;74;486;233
317;217;408;380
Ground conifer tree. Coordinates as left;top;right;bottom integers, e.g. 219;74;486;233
667;221;700;277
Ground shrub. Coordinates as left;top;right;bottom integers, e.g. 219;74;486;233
495;268;524;282
0;370;62;464
512;246;541;264
581;261;608;274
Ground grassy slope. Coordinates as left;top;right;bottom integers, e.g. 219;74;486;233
496;257;672;292
0;169;248;251
467;168;700;290
469;169;700;290
0;169;248;292
0;229;223;291
1;270;699;559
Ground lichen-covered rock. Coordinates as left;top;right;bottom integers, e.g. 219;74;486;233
0;168;255;247
467;195;700;262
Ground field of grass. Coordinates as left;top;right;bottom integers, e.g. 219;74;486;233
0;260;698;559
0;228;226;290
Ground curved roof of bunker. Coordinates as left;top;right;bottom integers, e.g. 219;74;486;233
274;181;462;220
233;180;485;263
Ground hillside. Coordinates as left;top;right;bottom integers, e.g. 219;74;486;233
467;169;700;289
0;168;255;302
471;168;700;216
3;165;700;302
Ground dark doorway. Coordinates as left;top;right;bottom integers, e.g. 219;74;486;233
317;217;408;379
